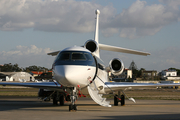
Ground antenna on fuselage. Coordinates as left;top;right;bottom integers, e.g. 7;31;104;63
94;9;100;57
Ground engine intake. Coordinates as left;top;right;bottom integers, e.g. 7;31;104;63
109;58;124;76
84;40;98;53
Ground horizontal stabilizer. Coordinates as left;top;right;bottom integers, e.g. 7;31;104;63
47;51;60;56
99;44;150;56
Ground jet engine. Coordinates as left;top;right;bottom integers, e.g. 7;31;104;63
109;58;124;76
84;40;98;53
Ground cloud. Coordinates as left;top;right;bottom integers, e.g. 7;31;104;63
159;0;180;11
151;47;180;69
101;28;119;37
0;0;179;39
0;45;54;68
0;0;115;32
1;45;180;71
100;46;180;71
104;0;180;39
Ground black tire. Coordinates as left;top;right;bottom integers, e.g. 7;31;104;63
60;95;64;106
114;95;118;106
69;104;73;111
53;97;58;105
66;95;71;101
121;95;125;106
73;104;77;111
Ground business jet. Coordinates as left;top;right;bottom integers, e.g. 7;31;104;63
1;9;180;111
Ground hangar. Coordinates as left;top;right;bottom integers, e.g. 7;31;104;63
0;72;34;82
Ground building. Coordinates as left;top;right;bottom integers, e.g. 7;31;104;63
30;71;43;77
111;69;132;82
118;69;132;79
141;70;158;80
34;71;53;81
0;72;34;82
161;69;177;80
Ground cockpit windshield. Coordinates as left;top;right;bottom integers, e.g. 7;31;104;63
58;52;70;60
72;53;86;61
54;51;95;66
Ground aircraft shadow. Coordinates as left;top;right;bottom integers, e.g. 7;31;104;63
90;114;180;120
0;97;100;112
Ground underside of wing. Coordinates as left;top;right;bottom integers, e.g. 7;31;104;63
47;51;60;56
104;82;180;92
99;44;150;56
0;82;61;90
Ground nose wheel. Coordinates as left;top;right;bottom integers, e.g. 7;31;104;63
69;104;77;111
69;87;78;111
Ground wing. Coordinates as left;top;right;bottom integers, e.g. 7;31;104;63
104;82;180;92
47;50;60;56
99;44;150;56
0;81;61;90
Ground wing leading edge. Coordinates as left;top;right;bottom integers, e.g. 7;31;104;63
104;82;180;92
0;82;61;90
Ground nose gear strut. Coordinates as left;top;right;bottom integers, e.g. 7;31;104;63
69;87;78;111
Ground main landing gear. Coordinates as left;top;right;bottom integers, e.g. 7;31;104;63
69;87;78;111
114;91;125;106
114;91;136;106
52;91;65;106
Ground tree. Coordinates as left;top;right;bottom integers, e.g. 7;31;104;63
23;65;50;72
129;60;137;70
129;61;139;79
0;63;22;72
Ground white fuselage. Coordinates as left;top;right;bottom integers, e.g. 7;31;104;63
54;65;96;87
52;46;109;89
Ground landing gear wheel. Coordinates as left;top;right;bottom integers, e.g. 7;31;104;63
69;104;73;111
69;104;77;111
73;104;77;111
66;95;70;101
114;95;118;106
121;95;125;106
53;97;58;105
60;95;64;106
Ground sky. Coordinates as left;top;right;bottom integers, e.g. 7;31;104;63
0;0;180;71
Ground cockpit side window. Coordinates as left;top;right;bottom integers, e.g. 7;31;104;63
57;52;70;61
72;52;86;61
84;53;93;61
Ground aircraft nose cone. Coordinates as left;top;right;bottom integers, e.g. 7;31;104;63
54;65;78;86
54;65;96;87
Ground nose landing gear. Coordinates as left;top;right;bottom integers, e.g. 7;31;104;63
69;87;78;111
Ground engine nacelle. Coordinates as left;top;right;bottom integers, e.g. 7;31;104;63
84;40;98;53
109;58;124;76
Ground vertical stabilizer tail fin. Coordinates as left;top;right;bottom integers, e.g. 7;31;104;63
94;9;100;44
94;9;100;58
